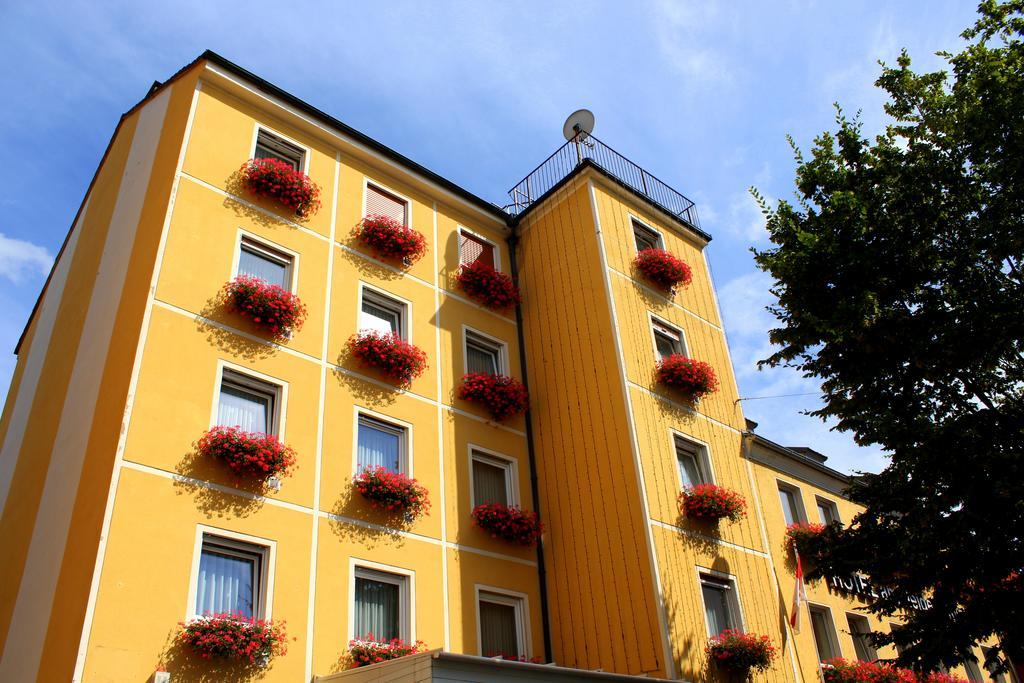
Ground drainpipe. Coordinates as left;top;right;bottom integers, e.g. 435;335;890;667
507;230;554;664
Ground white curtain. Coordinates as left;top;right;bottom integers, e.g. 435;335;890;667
357;422;400;471
354;577;399;641
359;301;398;335
238;248;288;288
473;459;508;506
467;345;498;375
196;549;255;617
677;453;701;488
702;584;730;635
218;385;269;433
480;600;519;657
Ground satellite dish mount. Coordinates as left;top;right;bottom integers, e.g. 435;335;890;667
562;109;596;162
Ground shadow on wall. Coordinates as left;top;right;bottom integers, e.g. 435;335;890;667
331;365;399;409
158;632;277;683
223;169;305;230
173;443;267;519
337;237;406;282
327;482;411;550
195;292;280;362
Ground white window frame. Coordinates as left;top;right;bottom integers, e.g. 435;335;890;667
232;229;299;292
816;496;841;525
631;216;664;253
349;559;414;643
808;603;843;662
352;406;413;476
649;313;686;360
777;480;808;526
358;283;412;342
249;124;310;174
697;568;745;636
186;525;276;620
211;361;288;438
845;613;878;662
672;431;714;488
362;177;412;226
458;225;502;272
469;445;520;508
462;326;508;376
474;585;531;659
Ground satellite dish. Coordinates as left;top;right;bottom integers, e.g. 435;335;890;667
562;109;595;141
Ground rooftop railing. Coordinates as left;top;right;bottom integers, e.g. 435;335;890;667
506;134;700;229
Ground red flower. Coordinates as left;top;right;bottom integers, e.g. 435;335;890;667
178;613;288;665
634;248;692;292
224;275;307;338
654;354;718;401
457;373;529;422
347;636;427;668
239;158;321;218
353;466;430;520
347;331;428;386
706;630;777;674
822;658;960;683
679;484;746;523
785;521;826;555
198;426;297;481
455;261;521;310
471;503;543;546
355;215;427;265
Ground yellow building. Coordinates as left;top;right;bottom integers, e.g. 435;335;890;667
0;51;1011;683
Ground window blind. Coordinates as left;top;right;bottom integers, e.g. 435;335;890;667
459;231;495;267
479;599;519;657
366;185;407;225
354;576;400;641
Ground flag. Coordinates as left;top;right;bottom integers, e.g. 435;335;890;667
790;549;807;633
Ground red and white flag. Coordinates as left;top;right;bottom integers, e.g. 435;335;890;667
790;550;807;633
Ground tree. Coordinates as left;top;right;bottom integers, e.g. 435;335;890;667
753;1;1024;675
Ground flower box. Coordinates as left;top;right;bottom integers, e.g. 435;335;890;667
472;503;543;546
198;426;296;482
348;637;427;668
678;484;746;524
456;261;521;310
785;522;826;555
224;275;307;338
457;372;529;422
356;215;427;265
239;158;321;218
634;248;692;292
655;354;719;401
347;331;428;386
353;466;430;519
177;613;288;665
822;658;920;683
706;629;777;675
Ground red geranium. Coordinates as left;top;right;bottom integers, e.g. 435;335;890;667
471;503;543;546
706;629;777;674
178;613;289;665
224;275;307;338
347;331;428;386
239;158;321;218
347;636;427;668
457;372;529;422
198;426;296;481
456;261;521;310
355;215;427;265
353;466;430;519
678;484;746;523
655;354;719;401
822;658;957;683
785;521;826;555
634;248;692;292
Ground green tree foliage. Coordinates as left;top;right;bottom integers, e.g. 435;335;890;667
753;1;1024;674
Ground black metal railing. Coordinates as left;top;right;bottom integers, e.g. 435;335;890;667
506;134;700;229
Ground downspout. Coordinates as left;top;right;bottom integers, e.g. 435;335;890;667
507;229;554;663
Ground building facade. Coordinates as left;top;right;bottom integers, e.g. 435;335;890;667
0;52;1008;683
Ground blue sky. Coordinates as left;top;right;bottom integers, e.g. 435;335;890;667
0;0;980;474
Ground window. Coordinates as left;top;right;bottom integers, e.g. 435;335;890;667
195;534;268;619
778;483;805;526
632;219;662;252
365;183;407;225
982;647;1010;683
964;655;985;683
254;129;305;171
699;572;740;636
651;318;684;360
459;229;496;268
846;614;878;662
237;237;293;289
471;450;515;507
218;369;279;434
465;329;504;375
359;287;406;338
809;605;841;662
478;591;526;658
353;567;409;642
675;435;709;488
357;414;407;473
817;497;841;525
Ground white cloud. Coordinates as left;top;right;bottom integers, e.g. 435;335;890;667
0;233;52;283
650;0;736;84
